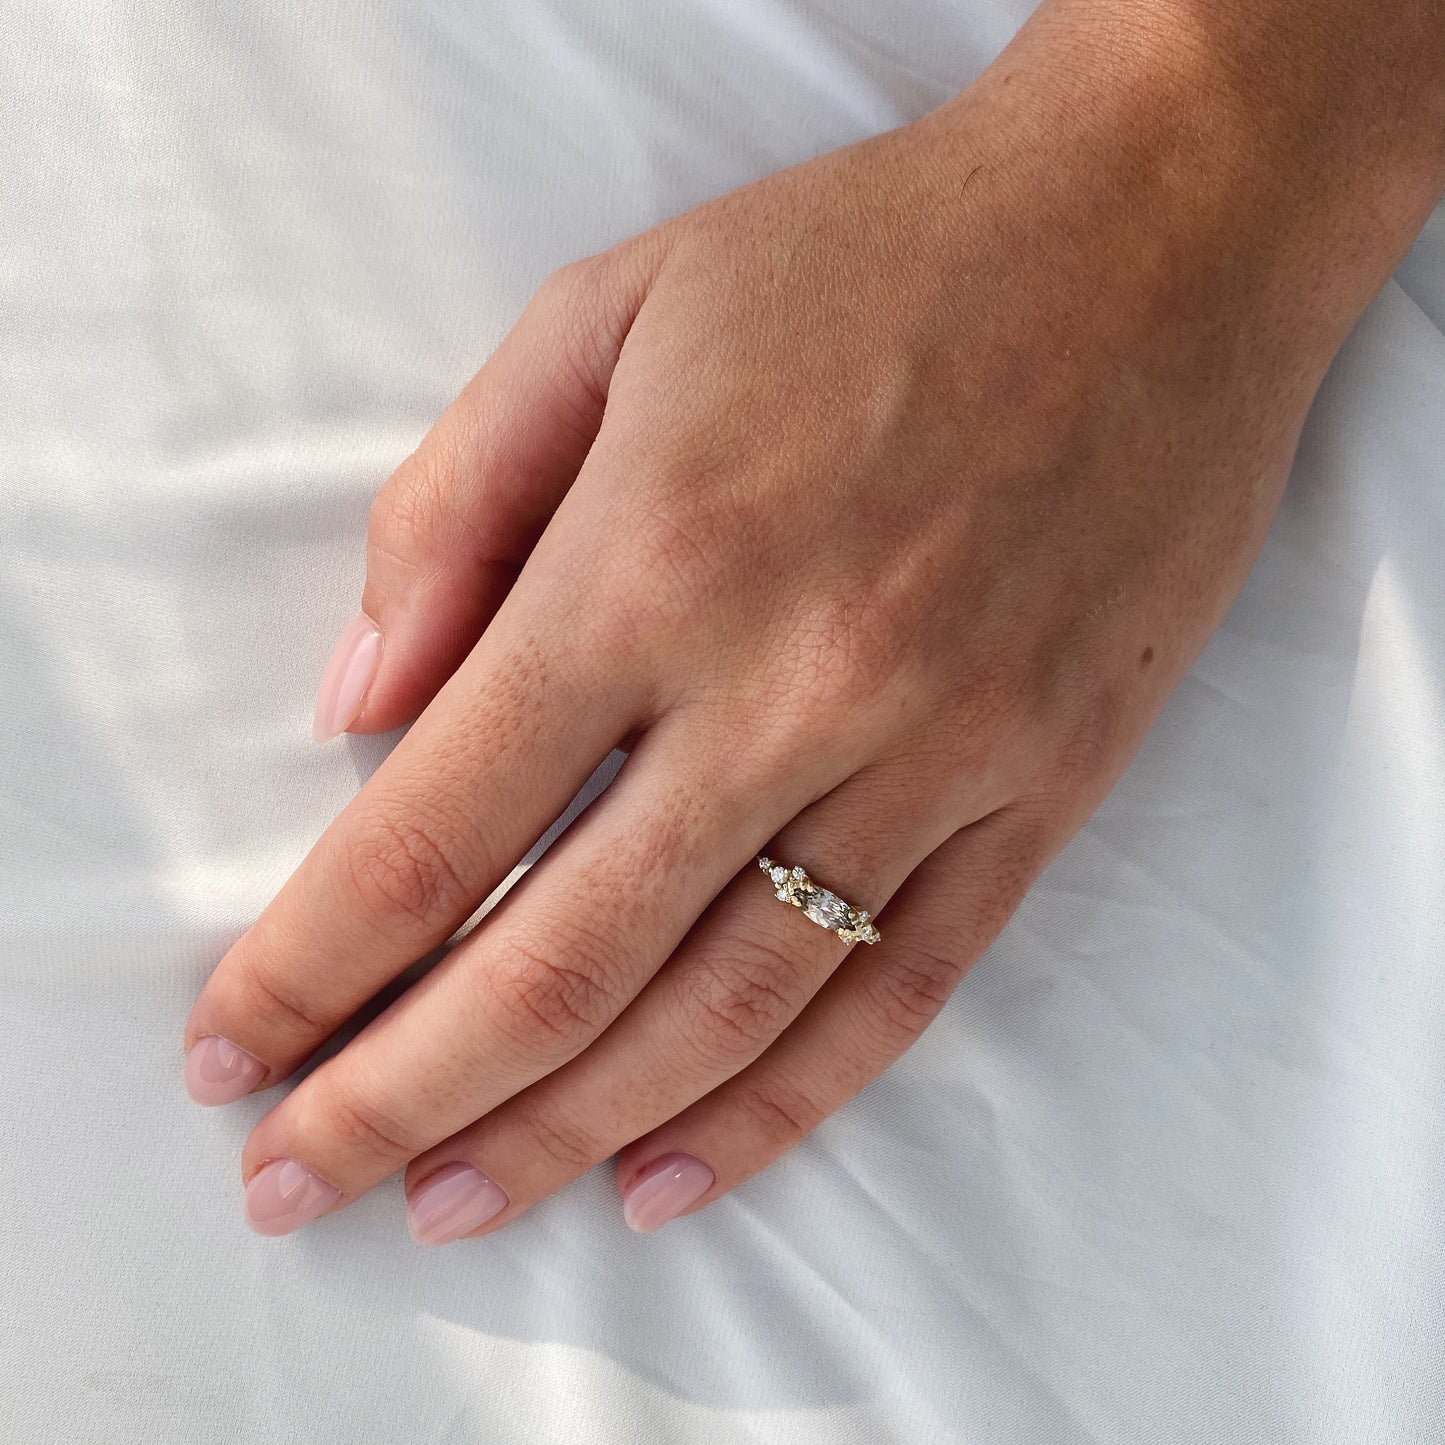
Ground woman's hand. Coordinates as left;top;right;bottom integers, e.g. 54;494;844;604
182;0;1445;1239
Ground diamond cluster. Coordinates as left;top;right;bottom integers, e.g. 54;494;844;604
757;856;881;945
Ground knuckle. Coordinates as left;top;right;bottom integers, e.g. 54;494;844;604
530;252;633;414
677;937;803;1062
730;1075;822;1153
630;495;719;584
536;255;599;307
949;657;1018;740
1051;687;1132;789
595;493;725;643
508;1100;602;1175
863;945;963;1037
233;953;333;1041
787;597;870;704
322;1085;426;1164
367;454;452;580
966;812;1054;939
758;591;902;749
487;933;622;1052
341;811;473;929
541;492;715;685
535;246;639;326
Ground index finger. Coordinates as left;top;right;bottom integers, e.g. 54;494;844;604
182;545;656;1101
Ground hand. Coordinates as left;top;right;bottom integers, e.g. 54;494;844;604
182;0;1445;1240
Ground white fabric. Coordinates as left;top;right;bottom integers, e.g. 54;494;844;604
2;3;1441;1441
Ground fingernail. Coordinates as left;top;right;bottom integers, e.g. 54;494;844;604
312;612;383;742
406;1162;510;1246
621;1153;715;1233
243;1159;342;1236
183;1035;267;1106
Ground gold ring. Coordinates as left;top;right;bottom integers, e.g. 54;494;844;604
757;856;880;945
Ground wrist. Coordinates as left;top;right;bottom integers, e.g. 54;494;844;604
1110;0;1445;272
925;0;1445;372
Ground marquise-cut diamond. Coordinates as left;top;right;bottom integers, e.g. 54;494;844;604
802;888;850;931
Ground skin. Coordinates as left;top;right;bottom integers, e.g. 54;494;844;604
183;0;1445;1237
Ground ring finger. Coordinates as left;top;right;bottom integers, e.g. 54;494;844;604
612;799;1061;1230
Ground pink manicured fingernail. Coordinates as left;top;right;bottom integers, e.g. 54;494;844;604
312;612;383;742
243;1159;342;1236
406;1162;510;1246
184;1035;267;1106
621;1153;715;1233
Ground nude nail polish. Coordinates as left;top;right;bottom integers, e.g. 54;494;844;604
243;1159;341;1236
406;1162;509;1245
312;613;382;742
183;1034;266;1106
621;1153;716;1233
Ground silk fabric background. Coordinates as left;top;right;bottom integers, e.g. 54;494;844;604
2;2;1442;1440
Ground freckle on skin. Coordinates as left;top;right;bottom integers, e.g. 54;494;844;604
1139;645;1154;667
